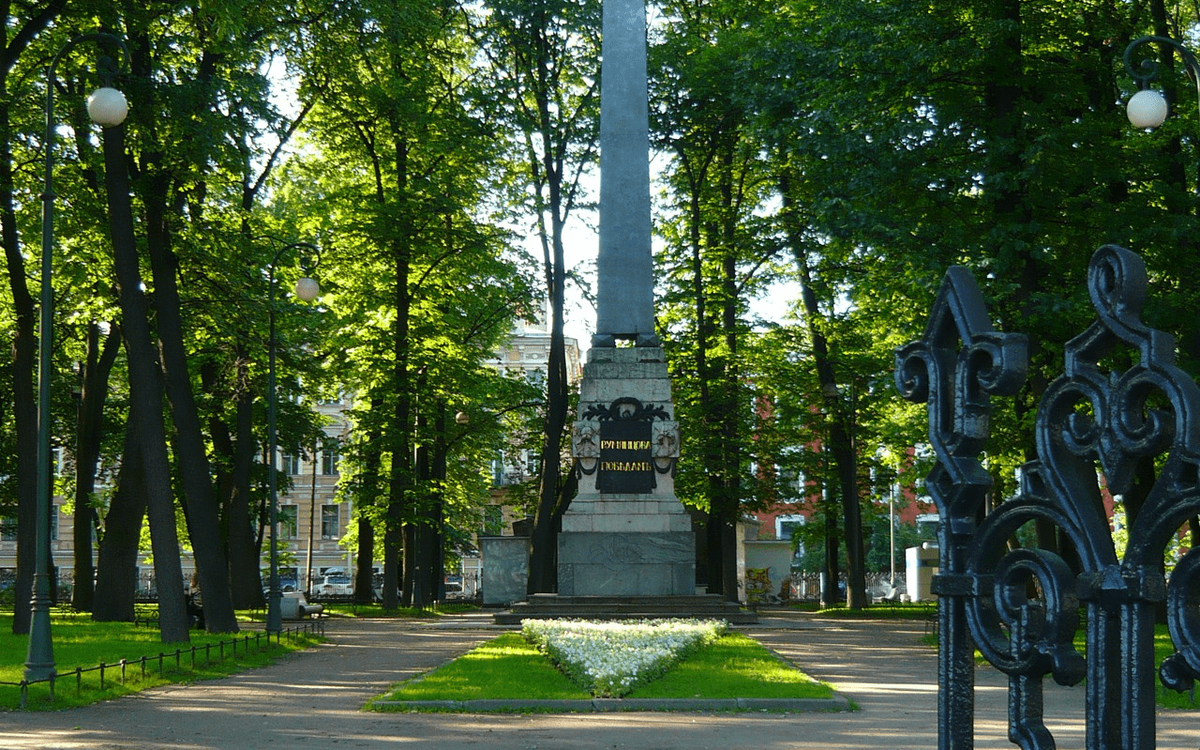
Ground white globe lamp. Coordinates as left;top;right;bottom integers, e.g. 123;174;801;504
1127;89;1169;129
294;276;320;302
86;87;128;128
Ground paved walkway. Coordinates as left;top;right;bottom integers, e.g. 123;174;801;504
4;609;1199;749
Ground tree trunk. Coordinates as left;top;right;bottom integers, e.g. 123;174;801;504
0;0;67;636
103;122;189;642
527;215;569;594
779;173;866;609
141;178;237;633
428;404;457;602
799;273;867;609
203;355;263;609
93;416;144;623
383;126;414;610
71;322;121;612
821;482;841;607
353;420;383;605
230;353;264;606
355;515;375;605
409;408;439;606
1;87;37;636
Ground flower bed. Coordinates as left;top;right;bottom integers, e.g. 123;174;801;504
521;618;728;697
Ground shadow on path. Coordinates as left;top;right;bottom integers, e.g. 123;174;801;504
3;611;1198;749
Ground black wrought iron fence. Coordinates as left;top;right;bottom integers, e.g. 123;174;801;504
896;245;1200;749
2;619;324;710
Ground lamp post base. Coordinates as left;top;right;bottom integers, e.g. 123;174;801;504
266;588;282;634
24;585;56;682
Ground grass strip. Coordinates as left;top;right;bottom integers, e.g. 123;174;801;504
371;633;589;704
319;602;476;619
370;631;832;709
628;632;833;700
0;610;321;711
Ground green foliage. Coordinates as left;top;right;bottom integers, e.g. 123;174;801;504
5;0;1200;632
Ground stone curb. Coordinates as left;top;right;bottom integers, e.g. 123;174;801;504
371;694;851;713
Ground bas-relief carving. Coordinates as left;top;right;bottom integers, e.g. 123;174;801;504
651;420;679;474
573;420;599;457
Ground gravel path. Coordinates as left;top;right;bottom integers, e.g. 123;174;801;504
3;610;1198;749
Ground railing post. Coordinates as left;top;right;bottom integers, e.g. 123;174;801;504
899;245;1200;748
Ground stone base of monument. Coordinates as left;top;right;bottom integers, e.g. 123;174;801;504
494;594;758;625
559;345;698;598
555;530;694;596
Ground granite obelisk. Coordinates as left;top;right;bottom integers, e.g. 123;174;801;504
593;0;656;347
556;0;695;597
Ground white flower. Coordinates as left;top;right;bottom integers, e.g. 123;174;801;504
521;618;727;697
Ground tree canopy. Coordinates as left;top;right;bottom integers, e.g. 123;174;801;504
2;0;1199;628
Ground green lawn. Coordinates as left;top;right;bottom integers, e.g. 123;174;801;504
370;631;833;709
0;609;321;710
319;601;477;619
627;632;831;699
372;633;589;703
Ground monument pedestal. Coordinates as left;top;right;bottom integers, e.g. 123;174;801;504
557;345;695;597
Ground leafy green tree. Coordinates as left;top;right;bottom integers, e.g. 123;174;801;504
0;1;69;636
291;0;536;607
471;0;602;594
731;0;1200;582
651;0;786;600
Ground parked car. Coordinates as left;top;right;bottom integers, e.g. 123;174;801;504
315;574;352;596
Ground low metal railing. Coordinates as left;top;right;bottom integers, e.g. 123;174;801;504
3;619;324;710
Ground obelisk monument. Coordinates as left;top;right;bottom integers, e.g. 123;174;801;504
593;0;655;347
556;0;695;596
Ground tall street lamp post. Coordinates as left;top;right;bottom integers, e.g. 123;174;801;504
26;33;129;685
1124;35;1200;129
265;242;320;634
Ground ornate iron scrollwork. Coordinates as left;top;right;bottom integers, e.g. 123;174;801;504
896;264;1029;749
898;245;1200;749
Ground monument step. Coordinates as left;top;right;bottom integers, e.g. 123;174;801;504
494;594;759;625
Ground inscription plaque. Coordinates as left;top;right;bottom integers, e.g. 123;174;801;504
598;419;654;493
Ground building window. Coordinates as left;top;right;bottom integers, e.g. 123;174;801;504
50;505;59;542
490;454;504;487
279;505;298;539
321;440;340;476
321;505;339;539
280;452;301;476
0;516;16;542
776;514;806;543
